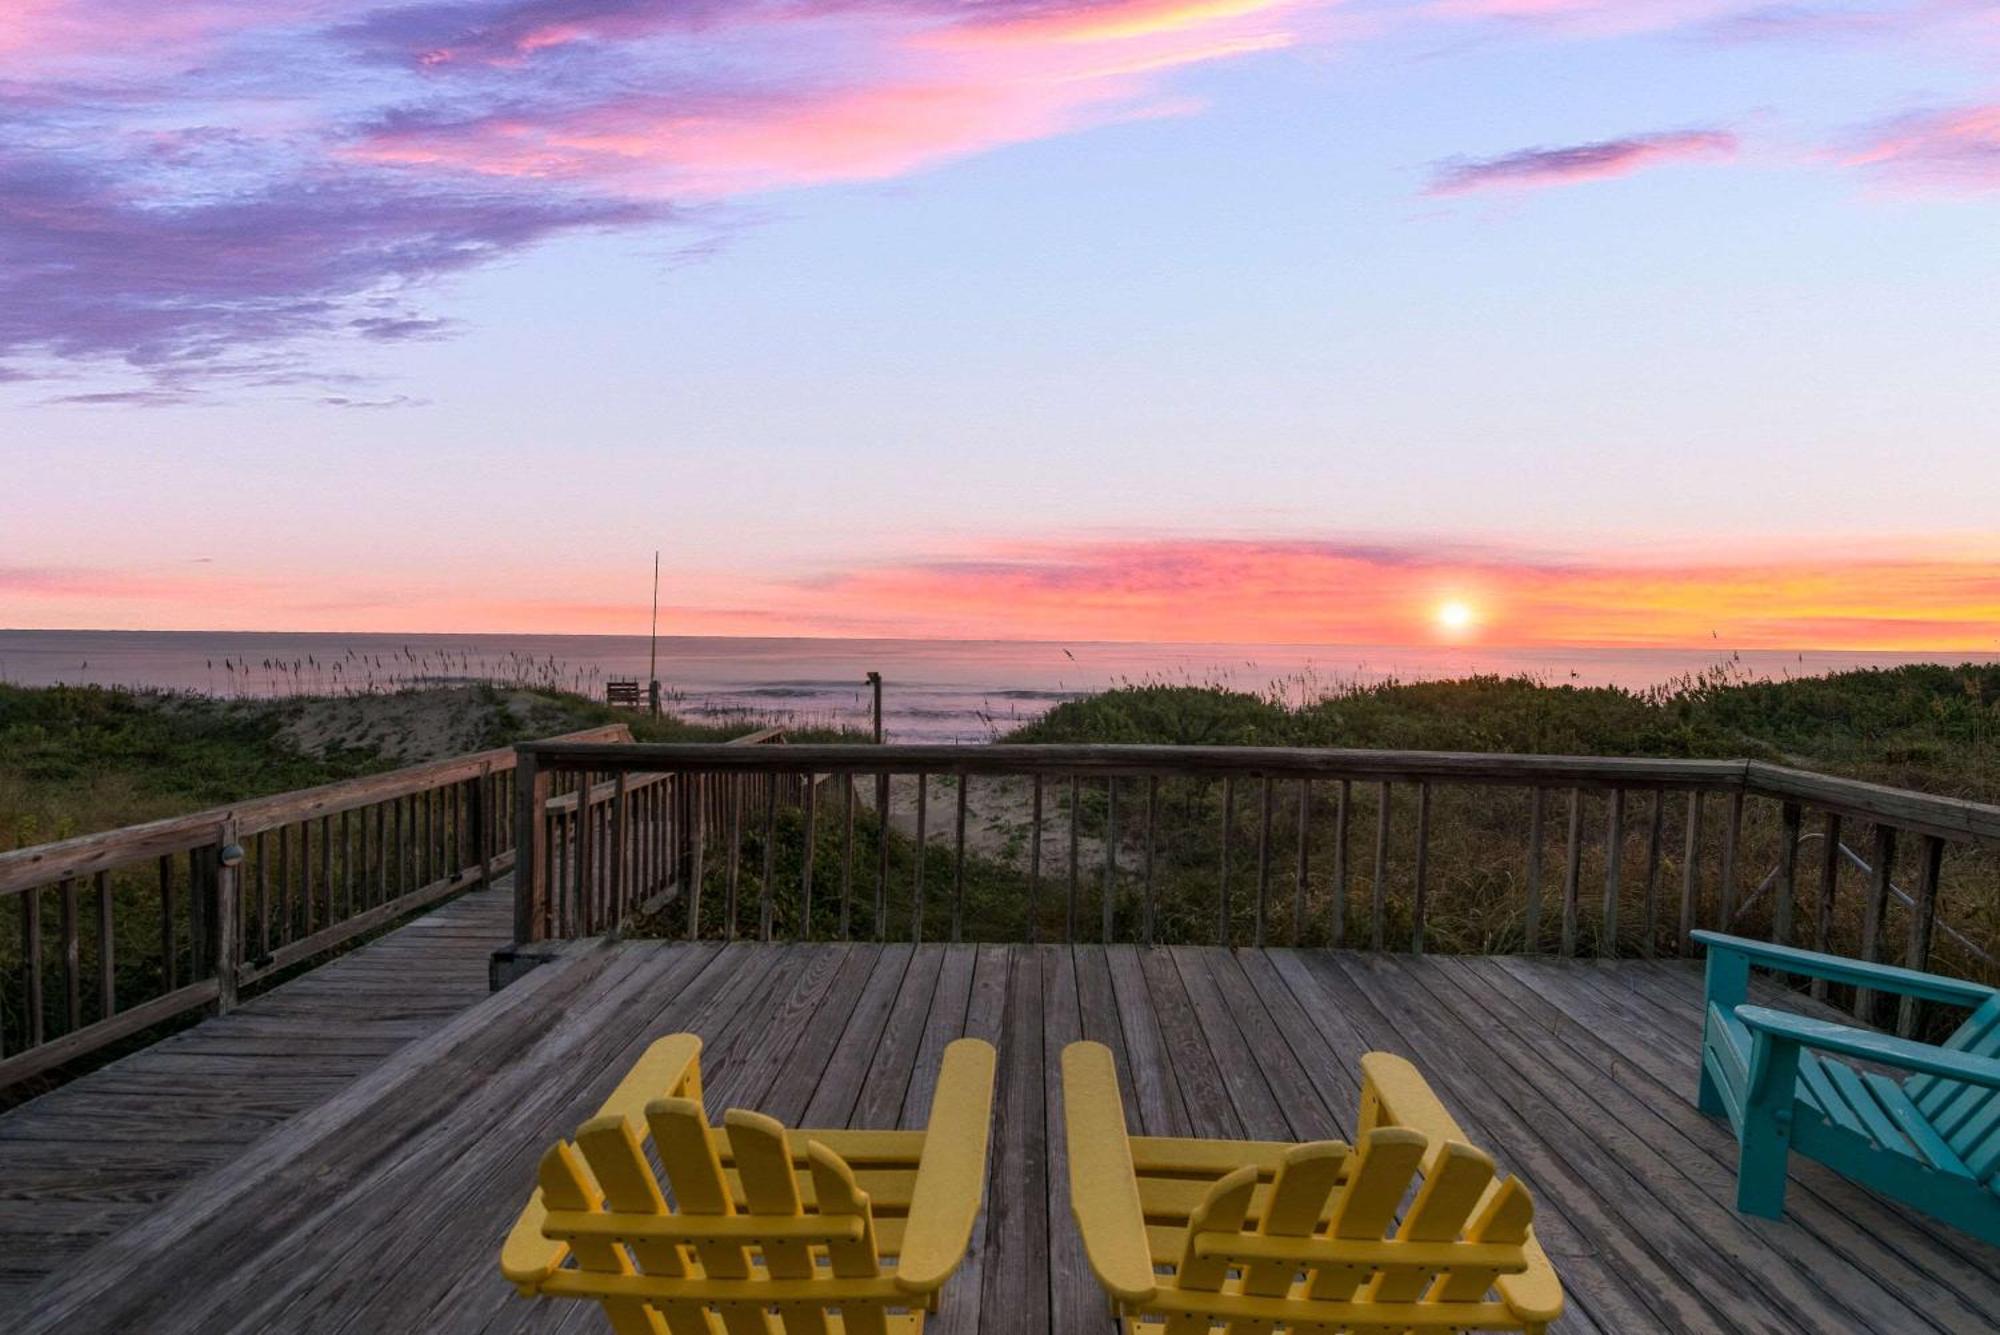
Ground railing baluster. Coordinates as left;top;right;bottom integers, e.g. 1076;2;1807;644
1219;776;1236;947
1679;791;1703;953
1719;789;1745;929
760;772;778;942
1601;788;1624;957
1067;775;1081;943
318;814;332;932
839;775;854;940
912;772;928;945
1560;788;1582;957
1811;813;1842;1001
725;775;742;942
255;831;270;955
1293;780;1310;944
689;775;708;941
951;773;967;944
1332;779;1350;947
1029;774;1044;944
1774;800;1802;947
1854;824;1896;1023
874;774;891;941
95;871;114;1021
159;854;177;989
1412;782;1432;955
1371;781;1391;952
1142;774;1158;947
1103;778;1118;945
300;817;313;937
1642;789;1665;959
339;809;353;921
24;885;45;1047
1255;775;1273;948
371;804;386;910
801;773;818;941
616;772;633;928
578;770;598;937
61;877;80;1034
1897;835;1945;1038
1525;787;1545;953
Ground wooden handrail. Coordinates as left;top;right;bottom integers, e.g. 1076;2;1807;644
0;724;630;898
518;743;1753;789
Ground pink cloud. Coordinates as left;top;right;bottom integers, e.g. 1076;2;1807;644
351;2;1306;197
1426;129;1738;194
1844;103;2000;192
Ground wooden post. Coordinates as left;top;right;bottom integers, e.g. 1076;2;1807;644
1371;782;1391;952
1254;775;1273;949
1811;813;1841;1001
1219;776;1235;947
1411;782;1431;955
1142;775;1158;947
1331;779;1350;948
1897;835;1946;1038
61;876;80;1034
471;763;492;886
212;820;241;1014
1292;779;1310;945
1679;790;1703;954
1524;787;1545;954
613;771;631;928
1601;788;1624;957
1561;788;1583;957
1103;777;1118;945
512;749;548;945
866;671;883;744
1718;789;1745;930
1854;824;1896;1023
1773;801;1802;947
1642;789;1665;958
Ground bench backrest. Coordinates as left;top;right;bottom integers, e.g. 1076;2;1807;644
1910;995;2000;1184
537;1097;906;1335
1165;1127;1534;1331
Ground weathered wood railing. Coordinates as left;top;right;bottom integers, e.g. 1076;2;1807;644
511;743;2000;1035
0;724;629;1089
511;726;794;944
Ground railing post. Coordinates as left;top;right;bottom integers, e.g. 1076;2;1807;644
1897;835;1946;1038
1773;801;1802;947
212;819;241;1014
471;762;492;886
513;748;548;945
1854;824;1896;1024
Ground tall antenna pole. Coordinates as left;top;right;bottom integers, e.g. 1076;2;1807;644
648;551;661;717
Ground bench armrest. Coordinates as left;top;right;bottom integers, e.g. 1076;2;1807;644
896;1038;998;1295
1737;1006;2000;1089
1694;932;1996;1009
1061;1041;1158;1306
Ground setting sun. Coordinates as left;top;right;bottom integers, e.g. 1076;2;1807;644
1436;599;1476;634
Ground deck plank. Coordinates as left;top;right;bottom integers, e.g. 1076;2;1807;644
0;884;518;1317
7;943;1997;1333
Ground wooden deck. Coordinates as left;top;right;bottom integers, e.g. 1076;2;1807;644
0;884;515;1313
8;940;1999;1334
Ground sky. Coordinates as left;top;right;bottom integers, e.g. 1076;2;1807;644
2;0;1998;649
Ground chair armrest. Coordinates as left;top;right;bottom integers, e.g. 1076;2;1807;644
1693;932;1996;1008
896;1038;998;1296
1060;1041;1157;1306
498;1034;705;1289
1358;1053;1563;1327
1737;1006;2000;1089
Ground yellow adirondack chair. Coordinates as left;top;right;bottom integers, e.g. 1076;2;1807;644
1063;1042;1564;1333
502;1034;997;1334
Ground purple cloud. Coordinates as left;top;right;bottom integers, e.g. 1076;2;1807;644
0;148;657;381
1426;129;1738;195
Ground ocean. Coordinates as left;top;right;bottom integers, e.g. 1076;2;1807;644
0;629;1979;744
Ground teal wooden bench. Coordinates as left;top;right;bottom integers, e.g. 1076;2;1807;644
1693;930;2000;1243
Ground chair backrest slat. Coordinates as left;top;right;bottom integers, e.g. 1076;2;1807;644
538;1140;667;1335
1304;1129;1425;1302
1166;1166;1258;1335
726;1111;829;1335
1369;1140;1496;1305
808;1144;890;1335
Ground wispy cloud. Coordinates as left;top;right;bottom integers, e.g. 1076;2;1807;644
1844;103;2000;192
1426;129;1739;194
0;0;1315;390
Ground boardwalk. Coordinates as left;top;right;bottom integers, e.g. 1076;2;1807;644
0;884;515;1315
7;939;1996;1333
